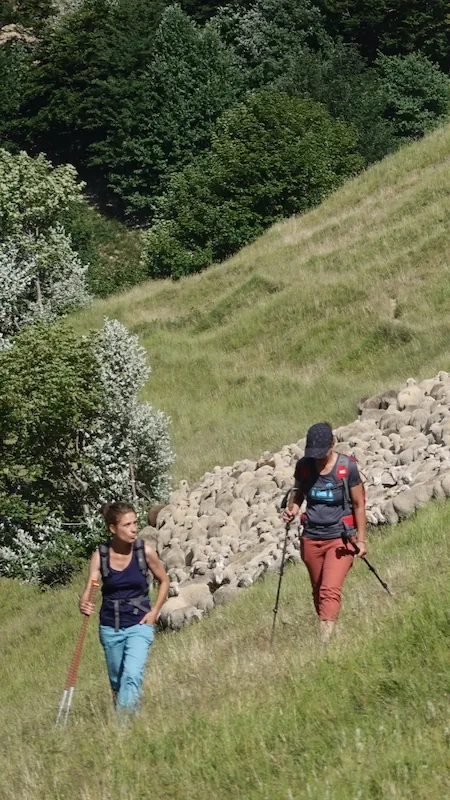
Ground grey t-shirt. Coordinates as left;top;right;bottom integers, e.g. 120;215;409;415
294;455;362;540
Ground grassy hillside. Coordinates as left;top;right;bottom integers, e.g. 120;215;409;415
2;502;450;799
73;123;450;483
3;124;450;800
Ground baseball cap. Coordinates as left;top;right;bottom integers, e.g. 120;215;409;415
304;422;333;459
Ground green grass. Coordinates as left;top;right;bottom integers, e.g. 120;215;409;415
2;502;450;799
71;122;450;483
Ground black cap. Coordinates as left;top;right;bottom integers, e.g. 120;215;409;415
304;422;333;459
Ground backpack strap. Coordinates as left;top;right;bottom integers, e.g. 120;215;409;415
336;453;352;511
133;539;150;590
336;453;361;540
99;542;110;580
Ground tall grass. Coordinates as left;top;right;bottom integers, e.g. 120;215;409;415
72;123;450;482
1;502;450;799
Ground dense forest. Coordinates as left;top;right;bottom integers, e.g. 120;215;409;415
1;0;450;583
1;0;450;289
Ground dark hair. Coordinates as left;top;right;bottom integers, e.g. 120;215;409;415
147;503;167;527
101;502;135;527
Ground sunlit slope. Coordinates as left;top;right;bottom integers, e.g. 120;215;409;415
2;502;450;799
74;124;450;481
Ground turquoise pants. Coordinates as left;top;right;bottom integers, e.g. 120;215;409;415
99;623;154;711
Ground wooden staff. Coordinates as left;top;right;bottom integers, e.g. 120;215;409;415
55;579;99;726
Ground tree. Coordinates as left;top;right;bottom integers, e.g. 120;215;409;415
215;0;327;89
0;318;173;583
86;5;245;220
178;0;247;23
142;90;363;278
0;319;100;583
0;227;91;342
0;148;83;238
273;40;396;164
0;321;101;523
214;0;396;164
0;149;91;342
13;0;167;205
376;53;450;141
319;0;450;71
0;42;34;149
0;0;54;29
82;319;173;505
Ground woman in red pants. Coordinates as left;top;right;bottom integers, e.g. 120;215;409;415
283;422;367;643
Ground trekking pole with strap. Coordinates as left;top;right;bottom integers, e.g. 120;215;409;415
271;487;295;645
345;538;393;597
339;458;393;598
55;579;99;726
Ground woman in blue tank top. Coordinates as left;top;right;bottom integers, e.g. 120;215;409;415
79;502;169;712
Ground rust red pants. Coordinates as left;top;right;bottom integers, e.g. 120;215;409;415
301;537;354;621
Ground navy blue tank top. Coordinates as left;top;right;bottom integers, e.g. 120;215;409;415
99;546;151;629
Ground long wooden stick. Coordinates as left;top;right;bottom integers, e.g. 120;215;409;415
56;579;99;726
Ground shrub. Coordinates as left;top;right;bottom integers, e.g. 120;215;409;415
142;90;364;278
64;203;146;297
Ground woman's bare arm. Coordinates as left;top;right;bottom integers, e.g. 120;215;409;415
282;479;304;522
79;550;101;615
139;543;170;625
350;483;367;558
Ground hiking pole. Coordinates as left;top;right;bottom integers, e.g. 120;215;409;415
55;579;99;726
348;540;393;597
271;487;294;645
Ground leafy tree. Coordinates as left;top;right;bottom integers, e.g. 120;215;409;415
376;53;450;141
0;227;91;342
273;40;395;164
142;90;363;278
319;0;450;71
215;0;327;89
0;149;91;341
13;0;167;201
0;321;101;522
0;0;54;29
83;319;173;505
0;42;34;149
0;318;173;583
214;1;396;164
0;148;83;238
178;0;247;23
84;5;245;220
